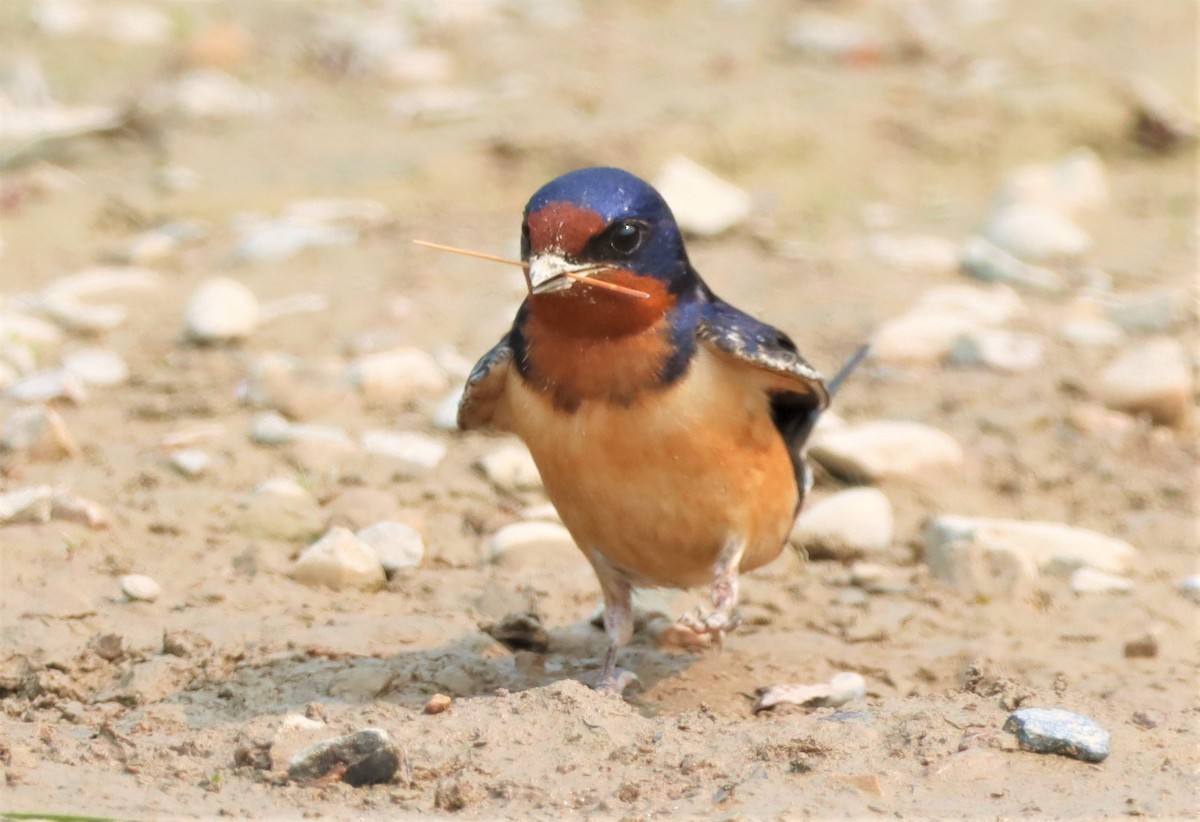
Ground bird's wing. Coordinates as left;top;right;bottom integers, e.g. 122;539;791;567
696;299;830;412
457;335;514;431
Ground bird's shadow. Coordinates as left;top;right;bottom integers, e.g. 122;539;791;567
165;618;699;728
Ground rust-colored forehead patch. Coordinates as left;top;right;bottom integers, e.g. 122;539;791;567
526;201;606;258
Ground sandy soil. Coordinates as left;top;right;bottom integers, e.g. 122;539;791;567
1;0;1197;819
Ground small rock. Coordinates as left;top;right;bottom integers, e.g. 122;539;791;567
5;369;87;403
810;421;963;482
433;386;465;430
1069;567;1134;595
269;714;329;773
850;562;911;594
253;477;312;499
120;574;161;602
356;521;425;574
1123;632;1158;659
1068;404;1136;439
424;693;452;715
250;411;296;445
984;203;1091;262
232;218;356;264
653;155;752;237
959;235;1067;293
1103;290;1181;334
1179;574;1200;603
292;527;386;591
488;521;580;570
185;277;259;343
866;234;958;276
870;311;980;365
40;295;127;333
1003;708;1110;763
170;449;211;478
949;330;1045;372
753;671;866;713
347;348;448;407
0;485;55;525
790;488;893;560
995;148;1110;218
1125;76;1197;153
1060;317;1124;348
50;490;110;528
287;728;400;787
482;611;550;652
362;430;446;472
1096;338;1191;426
477;443;542;492
925;516;1137;580
0;310;63;345
62;348;129;386
2;405;79;460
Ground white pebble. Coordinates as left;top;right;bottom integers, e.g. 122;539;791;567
959;235;1067;293
753;671;867;712
1103;289;1181;334
347;348;448;407
1097;338;1191;426
50;490;110;528
0;485;55;524
62;348;129;386
0;310;63;345
233;219;356;264
488;521;580;570
1069;567;1134;595
185;277;259;343
949;330;1045;372
253;477;313;500
250;411;295;445
2;405;79;460
871;311;979;365
477;443;542;491
120;574;161;602
167;69;274;119
361;430;446;472
791;488;894;560
984;203;1091;262
653;156;752;237
356;521;425;574
43;266;163;300
810;421;963;482
1179;575;1200;603
915;283;1026;326
170;449;211;478
866;234;959;276
5;369;87;404
995;148;1110;218
433;385;465;431
40;295;127;333
292;527;387;591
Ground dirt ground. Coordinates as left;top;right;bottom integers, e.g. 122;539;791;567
1;0;1197;819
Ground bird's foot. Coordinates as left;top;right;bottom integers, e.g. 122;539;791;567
596;667;638;696
666;607;743;649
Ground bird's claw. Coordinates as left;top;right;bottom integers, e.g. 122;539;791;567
596;667;638;696
670;607;743;649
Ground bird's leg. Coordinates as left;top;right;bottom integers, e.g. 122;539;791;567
675;538;746;646
588;550;637;695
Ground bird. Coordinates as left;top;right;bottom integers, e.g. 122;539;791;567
457;166;865;694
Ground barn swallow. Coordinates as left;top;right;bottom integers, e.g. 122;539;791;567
459;166;865;693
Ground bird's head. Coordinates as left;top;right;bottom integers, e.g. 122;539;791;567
520;167;695;336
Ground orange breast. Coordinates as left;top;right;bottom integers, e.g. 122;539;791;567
506;346;799;588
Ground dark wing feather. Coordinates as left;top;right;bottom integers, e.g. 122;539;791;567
457;335;514;431
697;300;829;498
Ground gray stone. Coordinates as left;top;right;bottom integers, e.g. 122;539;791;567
1003;708;1110;763
1096;338;1191;426
287;728;400;786
1103;289;1181;334
983;203;1091;262
959;235;1066;293
169;449;211;478
356;521;425;574
5;369;87;404
810;421;963;482
949;329;1045;372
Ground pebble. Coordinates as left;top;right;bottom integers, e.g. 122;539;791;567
1068;404;1136;439
185;277;259;343
287;728;400;787
753;671;867;713
925;516;1138;580
1180;575;1200;603
361;430;446;472
292;527;387;591
50;490;110;528
850;562;911;594
983;202;1092;262
232;218;356;264
433;386;465;430
865;234;959;276
1123;632;1158;659
1102;289;1181;334
170;449;211;478
43;266;163;301
1125;76;1197;153
2;405;79;460
785;12;882;62
61;348;129;386
1003;708;1110;763
269;714;329;773
1096;338;1191;426
790;488;893;560
1060;317;1124;349
424;693;452;715
356;522;425;574
810;421;963;482
995;148;1110;218
40;295;127;333
477;443;542;492
250;411;295;445
120;574;161;602
959;235;1067;293
870;311;980;365
488;521;579;570
284;198;390;230
949;330;1045;372
0;485;55;525
1069;567;1134;595
5;369;87;403
253;477;313;500
653;156;752;237
347;348;448;407
0;310;63;345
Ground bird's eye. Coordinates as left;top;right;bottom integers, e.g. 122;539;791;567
520;222;531;258
608;220;644;255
